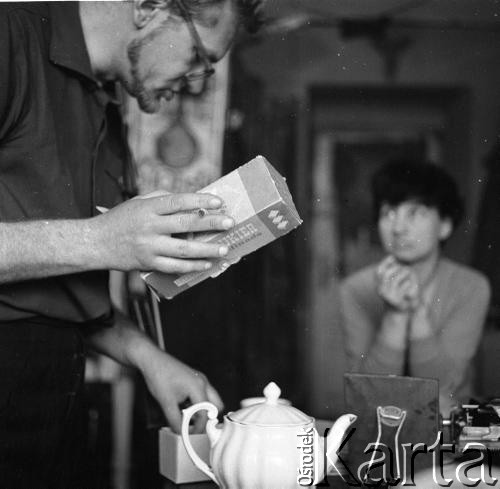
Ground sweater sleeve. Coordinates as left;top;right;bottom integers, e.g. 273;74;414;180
410;272;490;400
340;275;406;375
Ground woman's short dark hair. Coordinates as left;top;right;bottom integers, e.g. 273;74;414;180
371;159;465;228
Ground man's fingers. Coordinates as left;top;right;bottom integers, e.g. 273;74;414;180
187;379;211;434
189;398;209;434
162;400;183;434
152;257;216;275
189;380;224;434
191;411;209;434
181;373;216;434
155;212;234;235
154;237;229;260
206;382;224;412
151;193;224;215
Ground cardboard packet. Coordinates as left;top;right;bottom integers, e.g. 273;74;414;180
143;155;302;299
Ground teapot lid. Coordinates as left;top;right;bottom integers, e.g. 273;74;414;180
228;382;313;426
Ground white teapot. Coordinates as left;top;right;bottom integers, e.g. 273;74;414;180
181;382;356;489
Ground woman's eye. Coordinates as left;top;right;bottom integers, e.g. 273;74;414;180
410;206;428;218
381;208;396;220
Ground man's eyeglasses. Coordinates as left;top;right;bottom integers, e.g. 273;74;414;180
173;0;216;82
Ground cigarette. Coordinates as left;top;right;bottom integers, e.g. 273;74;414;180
197;208;208;218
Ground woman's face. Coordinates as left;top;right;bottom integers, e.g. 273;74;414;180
378;200;452;264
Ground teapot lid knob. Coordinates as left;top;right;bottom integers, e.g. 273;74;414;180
263;382;281;405
230;381;313;425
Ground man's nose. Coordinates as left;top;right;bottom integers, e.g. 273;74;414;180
182;78;206;95
171;78;186;93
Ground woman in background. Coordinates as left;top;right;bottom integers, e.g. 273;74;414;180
340;159;490;416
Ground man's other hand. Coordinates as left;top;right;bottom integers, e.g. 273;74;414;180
139;348;224;434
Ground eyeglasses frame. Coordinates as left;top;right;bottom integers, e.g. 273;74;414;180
172;0;216;82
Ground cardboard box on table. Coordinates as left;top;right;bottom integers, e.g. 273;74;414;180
159;427;211;484
143;155;302;299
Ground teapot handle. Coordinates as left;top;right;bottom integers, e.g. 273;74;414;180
181;402;219;484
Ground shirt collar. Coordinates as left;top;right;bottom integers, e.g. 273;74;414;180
48;2;121;107
48;2;98;85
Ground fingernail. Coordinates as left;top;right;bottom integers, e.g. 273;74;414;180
219;246;229;256
209;198;222;207
222;218;234;229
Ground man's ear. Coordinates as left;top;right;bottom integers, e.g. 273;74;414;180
133;0;167;28
439;217;453;241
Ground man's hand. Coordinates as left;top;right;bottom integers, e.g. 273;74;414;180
87;310;224;434
92;192;234;274
376;256;420;311
139;348;224;433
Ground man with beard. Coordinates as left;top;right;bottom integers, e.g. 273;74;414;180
0;0;261;486
340;160;490;417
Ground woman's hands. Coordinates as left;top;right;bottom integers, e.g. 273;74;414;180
376;256;420;312
376;256;434;347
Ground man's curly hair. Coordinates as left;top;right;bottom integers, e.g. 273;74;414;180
168;0;264;33
235;0;264;33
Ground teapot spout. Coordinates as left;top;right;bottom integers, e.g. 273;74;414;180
324;414;357;474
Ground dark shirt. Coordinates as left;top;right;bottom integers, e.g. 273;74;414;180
0;2;131;324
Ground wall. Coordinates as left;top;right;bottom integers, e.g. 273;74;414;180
236;24;500;417
241;26;500;233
